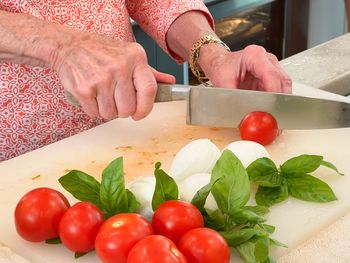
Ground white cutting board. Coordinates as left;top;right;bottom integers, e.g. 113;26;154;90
0;83;350;262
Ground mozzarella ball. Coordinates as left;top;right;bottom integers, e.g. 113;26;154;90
169;139;221;182
127;176;156;220
178;173;218;211
224;140;270;168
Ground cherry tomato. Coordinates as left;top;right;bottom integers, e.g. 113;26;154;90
95;213;154;263
14;187;70;242
178;228;230;263
127;235;187;263
239;111;279;145
152;200;204;244
59;202;104;253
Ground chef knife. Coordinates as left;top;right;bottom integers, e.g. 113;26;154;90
65;83;350;129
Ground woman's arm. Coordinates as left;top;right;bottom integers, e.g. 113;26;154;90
0;10;72;67
166;11;225;75
0;10;174;121
126;0;213;62
166;10;291;93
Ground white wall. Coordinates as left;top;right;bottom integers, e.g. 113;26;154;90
308;0;347;48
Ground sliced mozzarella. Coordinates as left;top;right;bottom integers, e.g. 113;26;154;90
127;176;156;220
169;139;221;182
224;140;270;168
178;173;218;211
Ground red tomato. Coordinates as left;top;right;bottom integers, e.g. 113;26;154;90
95;213;154;263
178;228;230;263
59;202;104;253
152;200;204;244
239;111;279;145
14;187;70;242
127;235;187;263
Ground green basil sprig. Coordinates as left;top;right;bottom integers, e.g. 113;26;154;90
151;162;179;211
59;157;140;219
100;158;129;217
211;150;251;214
58;170;101;207
247;158;281;187
255;179;289;207
191;179;219;213
247;154;342;207
189;150;284;263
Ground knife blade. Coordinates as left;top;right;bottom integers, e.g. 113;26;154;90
65;83;350;129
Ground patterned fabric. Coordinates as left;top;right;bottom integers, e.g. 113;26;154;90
0;0;212;161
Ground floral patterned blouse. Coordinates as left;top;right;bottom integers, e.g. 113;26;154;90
0;0;213;161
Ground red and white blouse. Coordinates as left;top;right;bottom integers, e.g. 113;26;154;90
0;0;213;161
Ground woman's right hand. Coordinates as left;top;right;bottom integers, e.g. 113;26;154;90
0;10;174;121
53;32;175;120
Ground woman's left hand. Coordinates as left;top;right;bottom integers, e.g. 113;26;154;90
198;44;292;93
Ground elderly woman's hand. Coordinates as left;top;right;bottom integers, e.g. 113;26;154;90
166;11;291;94
198;44;292;93
53;33;175;120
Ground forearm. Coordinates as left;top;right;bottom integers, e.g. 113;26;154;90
166;11;229;74
0;10;75;67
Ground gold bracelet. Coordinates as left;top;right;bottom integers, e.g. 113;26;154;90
189;34;230;84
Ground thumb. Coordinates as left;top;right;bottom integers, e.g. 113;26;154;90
150;67;176;84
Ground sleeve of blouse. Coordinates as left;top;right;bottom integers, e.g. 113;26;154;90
126;0;214;63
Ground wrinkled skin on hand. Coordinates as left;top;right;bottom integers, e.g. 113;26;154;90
53;33;175;120
200;45;292;93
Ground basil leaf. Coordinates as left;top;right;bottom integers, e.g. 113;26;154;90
191;182;212;213
204;209;227;231
74;252;87;259
255;180;289;207
264;257;276;263
287;174;337;202
126;189;140;213
281;155;323;176
59;170;101;208
236;237;269;263
236;241;256;263
220;228;267;247
247;158;282;187
270;238;288;248
152;162;178;211
254;237;270;263
100;157;128;218
211;150;250;214
191;178;219;213
321;160;344;176
245;206;270;216
258;224;275;234
45;237;61;244
230;208;265;224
